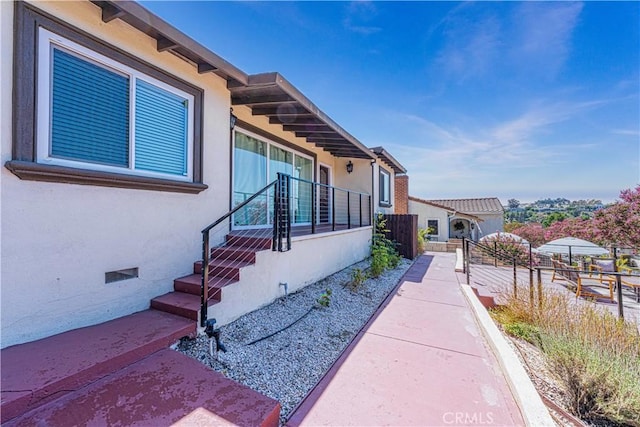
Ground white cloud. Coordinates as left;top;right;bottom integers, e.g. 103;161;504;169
343;1;381;35
508;2;583;78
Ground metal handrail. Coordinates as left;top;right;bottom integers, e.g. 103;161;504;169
201;180;277;326
199;174;373;327
289;175;370;196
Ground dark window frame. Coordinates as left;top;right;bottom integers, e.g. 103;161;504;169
427;219;439;236
379;167;391;207
6;2;207;194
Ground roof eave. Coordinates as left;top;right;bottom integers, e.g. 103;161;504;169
230;73;376;160
370;146;407;174
89;0;248;85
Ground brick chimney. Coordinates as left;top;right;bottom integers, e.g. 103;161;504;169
394;174;409;214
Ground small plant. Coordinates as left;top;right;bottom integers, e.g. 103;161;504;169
370;214;401;278
347;268;368;291
316;288;332;307
417;228;432;253
503;321;542;347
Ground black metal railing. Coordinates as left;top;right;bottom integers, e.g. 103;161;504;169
462;238;640;320
199;173;372;326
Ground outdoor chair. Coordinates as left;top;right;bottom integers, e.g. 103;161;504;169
588;258;615;282
551;259;568;282
575;268;615;302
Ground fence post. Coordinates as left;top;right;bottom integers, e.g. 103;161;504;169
347;192;351;229
494;241;498;267
529;244;534;307
332;187;336;231
273;176;280;251
359;193;363;227
311;182;316;235
465;239;471;285
201;230;209;328
613;247;624;319
513;256;518;298
462;237;466;273
537;268;543;309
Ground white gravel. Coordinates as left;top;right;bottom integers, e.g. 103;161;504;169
176;257;413;424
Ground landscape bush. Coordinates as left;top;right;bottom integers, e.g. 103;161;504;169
370;214;401;278
491;286;640;425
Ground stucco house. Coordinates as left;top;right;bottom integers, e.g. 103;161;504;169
428;198;504;240
1;0;403;349
408;196;483;241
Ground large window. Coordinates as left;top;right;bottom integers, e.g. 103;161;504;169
37;28;193;181
379;167;391;206
8;3;205;193
233;130;313;227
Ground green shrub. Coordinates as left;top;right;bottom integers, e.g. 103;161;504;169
503;322;542;347
316;288;332;307
417;228;430;253
370;214;401;277
347;268;368;291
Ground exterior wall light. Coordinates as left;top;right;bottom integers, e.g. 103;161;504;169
230;108;237;130
346;160;353;174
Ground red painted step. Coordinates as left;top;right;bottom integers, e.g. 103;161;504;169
225;234;272;250
193;258;254;276
173;274;236;296
1;310;195;424
211;246;258;263
151;291;219;321
4;349;280;427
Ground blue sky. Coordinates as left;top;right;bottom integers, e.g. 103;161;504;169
142;1;639;204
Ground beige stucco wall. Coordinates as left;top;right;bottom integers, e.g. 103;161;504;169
408;200;450;242
0;1;375;348
211;227;372;326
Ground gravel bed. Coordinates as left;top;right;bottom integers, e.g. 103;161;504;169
176;258;413;425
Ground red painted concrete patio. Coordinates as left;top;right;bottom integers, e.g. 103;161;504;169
287;252;526;426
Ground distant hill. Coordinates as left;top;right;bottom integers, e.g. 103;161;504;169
504;198;608;224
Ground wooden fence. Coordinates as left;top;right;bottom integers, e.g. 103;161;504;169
382;214;418;260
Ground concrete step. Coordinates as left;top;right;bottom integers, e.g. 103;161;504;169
4;349;280;427
174;273;236;296
0;310;195;423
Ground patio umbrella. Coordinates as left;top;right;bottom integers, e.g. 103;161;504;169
480;232;529;245
536;237;609;256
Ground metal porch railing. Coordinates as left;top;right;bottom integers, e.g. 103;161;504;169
200;173;372;326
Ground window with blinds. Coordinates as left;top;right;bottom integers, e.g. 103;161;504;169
39;28;193;181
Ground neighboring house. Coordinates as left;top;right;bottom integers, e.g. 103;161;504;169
423;198;504;241
1;0;403;348
408;197;482;242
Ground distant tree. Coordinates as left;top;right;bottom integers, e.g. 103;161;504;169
541;211;568;228
544;217;598;243
504;221;523;233
507;199;520;209
511;223;546;247
592;186;640;248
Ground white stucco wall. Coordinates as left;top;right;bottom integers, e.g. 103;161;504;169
476;213;504;239
1;1;376;348
408;200;450;242
210;227;372;326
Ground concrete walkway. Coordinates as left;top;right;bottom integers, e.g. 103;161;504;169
287;252;528;426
